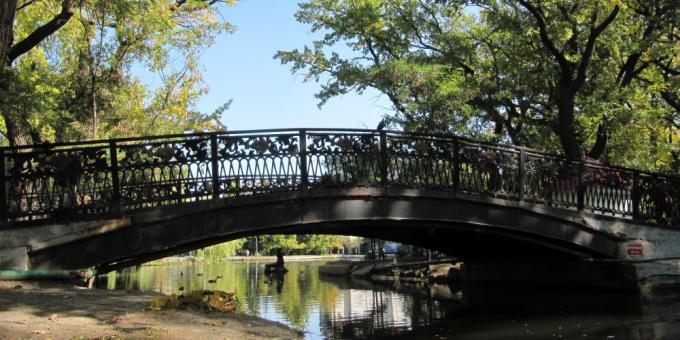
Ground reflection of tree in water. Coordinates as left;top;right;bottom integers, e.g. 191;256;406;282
102;261;455;338
319;285;447;339
319;290;392;339
317;282;341;315
105;265;141;290
268;262;317;328
242;263;261;315
401;285;447;327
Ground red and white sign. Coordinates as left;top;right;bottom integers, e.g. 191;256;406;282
627;243;643;257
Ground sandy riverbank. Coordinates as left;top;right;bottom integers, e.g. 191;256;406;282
0;281;302;340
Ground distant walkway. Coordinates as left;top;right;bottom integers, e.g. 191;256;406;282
229;254;365;262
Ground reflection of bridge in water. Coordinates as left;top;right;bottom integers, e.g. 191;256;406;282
1;129;680;289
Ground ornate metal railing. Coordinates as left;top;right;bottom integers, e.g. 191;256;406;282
1;128;678;226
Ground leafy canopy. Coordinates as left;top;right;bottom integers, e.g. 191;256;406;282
277;0;680;171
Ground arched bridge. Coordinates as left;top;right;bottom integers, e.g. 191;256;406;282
1;128;679;274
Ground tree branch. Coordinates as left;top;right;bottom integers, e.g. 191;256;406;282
519;0;570;69
661;90;680;113
8;0;74;63
17;0;38;11
573;5;619;92
587;122;608;159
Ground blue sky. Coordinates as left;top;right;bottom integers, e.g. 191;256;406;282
192;0;391;131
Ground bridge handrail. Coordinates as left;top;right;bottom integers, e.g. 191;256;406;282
1;128;678;226
2;128;677;180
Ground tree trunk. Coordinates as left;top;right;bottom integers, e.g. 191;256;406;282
0;1;20;146
556;91;581;160
0;0;74;146
587;123;608;160
88;40;97;139
0;1;18;69
2;110;37;145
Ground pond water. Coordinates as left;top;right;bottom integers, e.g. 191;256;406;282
99;260;680;339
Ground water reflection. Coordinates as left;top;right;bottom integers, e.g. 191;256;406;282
100;261;451;338
99;261;680;340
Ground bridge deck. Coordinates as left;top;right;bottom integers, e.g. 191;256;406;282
1;128;678;227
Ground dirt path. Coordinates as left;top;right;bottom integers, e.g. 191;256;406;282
0;281;302;340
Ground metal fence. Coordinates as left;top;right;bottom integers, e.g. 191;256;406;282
2;128;678;226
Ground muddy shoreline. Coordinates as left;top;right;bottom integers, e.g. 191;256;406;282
0;281;302;340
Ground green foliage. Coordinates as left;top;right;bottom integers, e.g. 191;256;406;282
299;234;344;254
2;0;235;144
277;0;680;171
250;234;350;255
194;239;246;260
258;235;305;255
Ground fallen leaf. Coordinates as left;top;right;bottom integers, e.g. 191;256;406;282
105;316;119;324
30;329;50;335
47;314;58;321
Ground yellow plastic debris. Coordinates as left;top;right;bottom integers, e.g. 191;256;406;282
149;294;180;310
207;290;237;312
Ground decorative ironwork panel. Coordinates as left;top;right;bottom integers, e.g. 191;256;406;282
218;134;300;196
1;128;679;227
385;135;453;189
522;152;578;208
5;145;113;219
582;164;634;217
458;142;519;198
117;137;213;209
636;174;680;225
306;133;380;188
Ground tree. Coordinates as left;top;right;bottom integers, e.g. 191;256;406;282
0;0;74;146
300;234;344;254
194;238;246;259
258;235;305;255
0;0;235;146
276;0;680;169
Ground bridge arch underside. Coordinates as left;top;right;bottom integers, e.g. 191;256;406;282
27;189;622;271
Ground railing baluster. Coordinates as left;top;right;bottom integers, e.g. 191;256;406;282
380;130;388;187
109;141;120;212
517;147;525;201
452;139;460;192
0;150;6;221
632;173;640;220
299;129;308;190
210;133;220;200
577;158;585;211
